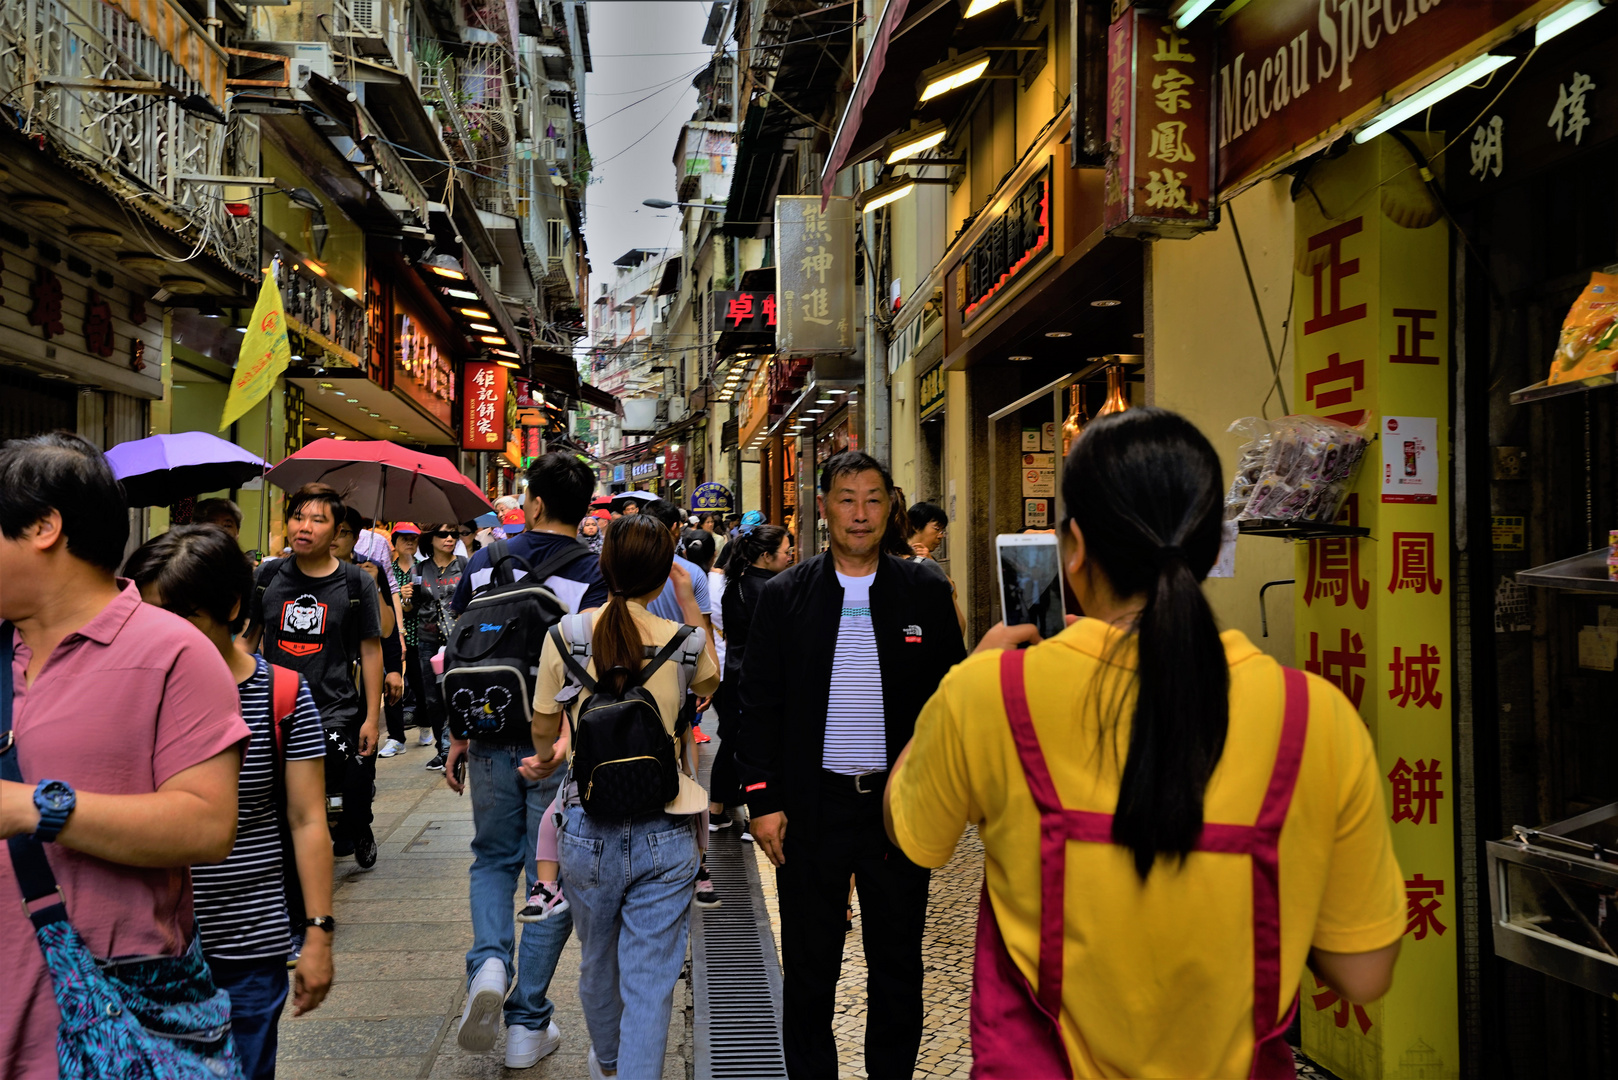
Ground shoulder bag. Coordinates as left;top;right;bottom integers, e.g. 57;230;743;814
0;621;242;1080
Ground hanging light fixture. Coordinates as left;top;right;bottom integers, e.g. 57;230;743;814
1097;364;1130;418
918;50;992;102
884;120;947;165
1061;383;1089;454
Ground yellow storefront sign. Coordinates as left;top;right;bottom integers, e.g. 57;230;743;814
220;272;293;431
1293;137;1457;1080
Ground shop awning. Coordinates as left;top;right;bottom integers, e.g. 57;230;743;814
821;0;962;199
578;382;622;416
530;344;583;398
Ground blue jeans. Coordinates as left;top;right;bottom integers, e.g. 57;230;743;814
558;804;698;1076
210;958;288;1080
466;741;573;1030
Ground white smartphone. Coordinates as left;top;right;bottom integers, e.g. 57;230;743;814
996;533;1067;640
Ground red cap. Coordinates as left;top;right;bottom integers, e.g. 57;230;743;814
391;522;421;535
501;509;525;525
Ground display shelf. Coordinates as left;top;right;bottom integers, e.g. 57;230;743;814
1516;547;1618;595
1510;372;1618;405
1237;520;1371;541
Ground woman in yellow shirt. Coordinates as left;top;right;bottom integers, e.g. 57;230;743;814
885;408;1406;1079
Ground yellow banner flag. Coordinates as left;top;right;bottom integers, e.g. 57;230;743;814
220;270;293;431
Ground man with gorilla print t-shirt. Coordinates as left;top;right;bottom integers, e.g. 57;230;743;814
242;482;384;869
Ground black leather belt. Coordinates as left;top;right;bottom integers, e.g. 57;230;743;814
821;768;889;795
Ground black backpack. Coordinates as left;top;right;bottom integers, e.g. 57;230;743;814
550;612;704;818
443;537;592;744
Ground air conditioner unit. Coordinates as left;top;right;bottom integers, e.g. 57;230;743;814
247;42;334;87
345;0;383;35
667;396;689;423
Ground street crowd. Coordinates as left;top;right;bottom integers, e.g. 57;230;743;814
0;408;1407;1079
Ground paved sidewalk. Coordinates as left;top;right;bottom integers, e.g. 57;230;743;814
274;743;692;1079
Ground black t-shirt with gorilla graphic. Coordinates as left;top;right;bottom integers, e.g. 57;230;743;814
252;557;382;729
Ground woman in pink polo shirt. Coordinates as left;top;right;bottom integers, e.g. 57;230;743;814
0;433;248;1080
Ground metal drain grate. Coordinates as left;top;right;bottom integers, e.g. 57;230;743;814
692;739;787;1079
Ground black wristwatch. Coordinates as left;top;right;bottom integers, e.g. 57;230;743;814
303;916;336;934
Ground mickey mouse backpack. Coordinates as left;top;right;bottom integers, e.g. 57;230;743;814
442;537;591;744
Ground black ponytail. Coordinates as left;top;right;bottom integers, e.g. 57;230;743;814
729;524;789;576
1063;408;1228;880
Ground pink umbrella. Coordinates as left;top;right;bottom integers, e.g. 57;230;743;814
265;439;493;523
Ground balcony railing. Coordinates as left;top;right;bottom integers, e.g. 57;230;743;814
0;0;258;276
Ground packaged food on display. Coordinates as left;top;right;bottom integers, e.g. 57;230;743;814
1549;272;1618;386
1227;413;1371;524
1223;418;1274;520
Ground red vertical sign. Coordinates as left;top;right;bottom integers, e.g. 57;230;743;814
1105;10;1216;239
666;445;686;480
462;362;507;450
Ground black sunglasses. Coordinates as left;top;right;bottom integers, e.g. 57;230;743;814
425;530;455;539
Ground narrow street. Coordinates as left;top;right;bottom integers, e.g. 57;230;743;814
273;748;692;1079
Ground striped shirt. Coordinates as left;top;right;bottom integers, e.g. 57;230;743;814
822;572;887;774
193;656;326;962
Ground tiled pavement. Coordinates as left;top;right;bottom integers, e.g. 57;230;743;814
751;812;984;1079
274;742;692;1080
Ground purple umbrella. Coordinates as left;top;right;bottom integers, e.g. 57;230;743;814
106;432;267;508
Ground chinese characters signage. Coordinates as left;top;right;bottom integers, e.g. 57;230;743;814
1292;138;1455;1080
716;290;777;334
775;195;855;353
1216;0;1539;192
1104;13;1215;239
461;362;507;450
957;163;1052;322
918;362;946;420
1444;26;1616;201
395;310;456;430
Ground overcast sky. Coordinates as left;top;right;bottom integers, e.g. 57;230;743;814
581;1;715;277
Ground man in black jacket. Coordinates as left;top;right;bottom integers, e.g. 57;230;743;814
737;451;966;1079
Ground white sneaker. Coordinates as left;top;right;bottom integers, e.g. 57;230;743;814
588;1045;616;1079
505;1020;561;1069
456;958;508;1053
418;728;436;747
377;738;406;758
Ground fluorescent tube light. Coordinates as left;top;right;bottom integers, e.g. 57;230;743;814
885;121;947;165
1354;53;1513;144
1172;0;1216;28
919;51;991;102
1536;0;1603;44
964;0;1010;18
859;179;916;212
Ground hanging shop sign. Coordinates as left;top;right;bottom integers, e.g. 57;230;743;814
631;460;661;480
956;163;1052;324
776;195;856;353
613;464;626;483
1104;13;1216;239
716;290;777;334
461;361;507;451
0;224;163;397
394;310;456;429
665;445;686;480
918;361;947;420
523;425;542;463
1290;138;1456;1080
768;356;812;414
1217;0;1540;192
693;481;734;515
738;361;772;447
1444;28;1618;201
